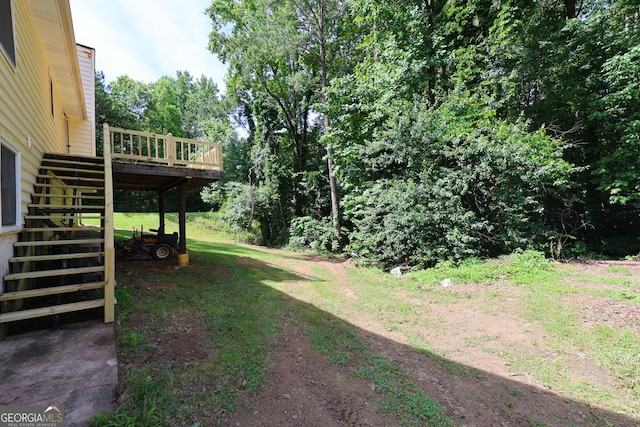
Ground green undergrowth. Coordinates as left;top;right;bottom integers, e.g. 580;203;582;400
409;249;559;287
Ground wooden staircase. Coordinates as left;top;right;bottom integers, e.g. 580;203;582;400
0;153;114;325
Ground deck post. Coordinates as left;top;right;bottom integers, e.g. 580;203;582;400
158;191;165;234
167;133;174;167
103;123;115;323
178;185;187;254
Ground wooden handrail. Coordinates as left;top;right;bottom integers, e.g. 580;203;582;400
107;125;223;171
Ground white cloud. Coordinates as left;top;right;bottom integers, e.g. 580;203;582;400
69;0;227;92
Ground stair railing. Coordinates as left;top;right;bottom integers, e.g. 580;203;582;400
102;123;115;323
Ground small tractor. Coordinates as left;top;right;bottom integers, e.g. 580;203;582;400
118;226;179;260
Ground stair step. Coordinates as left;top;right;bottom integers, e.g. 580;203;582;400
0;281;105;302
34;183;104;191
14;238;103;247
10;252;104;263
41;158;105;170
44;153;104;164
31;193;105;200
41;164;103;174
21;226;104;233
25;215;105;221
3;265;104;281
37;174;104;183
0;299;105;323
28;204;105;212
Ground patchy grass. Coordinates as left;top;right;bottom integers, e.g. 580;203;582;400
351;356;453;426
91;214;640;426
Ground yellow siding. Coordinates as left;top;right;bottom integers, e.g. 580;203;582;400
0;0;71;239
69;44;95;157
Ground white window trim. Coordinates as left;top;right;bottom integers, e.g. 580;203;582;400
1;139;21;234
0;0;16;70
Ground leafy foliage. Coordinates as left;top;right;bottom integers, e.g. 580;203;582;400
289;216;337;252
106;0;640;261
340;97;573;267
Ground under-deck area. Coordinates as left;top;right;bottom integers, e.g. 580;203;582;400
107;124;224;256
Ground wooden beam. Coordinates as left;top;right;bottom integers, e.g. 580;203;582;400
159;191;165;234
103;122;116;324
179;185;187;254
158;177;191;194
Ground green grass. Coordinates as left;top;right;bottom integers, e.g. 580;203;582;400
351;356;453;426
91;214;640;425
90;213;456;426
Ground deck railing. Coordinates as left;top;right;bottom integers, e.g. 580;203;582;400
105;125;223;170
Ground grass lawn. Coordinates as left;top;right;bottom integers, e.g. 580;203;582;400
90;213;640;426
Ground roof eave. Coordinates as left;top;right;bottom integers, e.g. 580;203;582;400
28;0;86;119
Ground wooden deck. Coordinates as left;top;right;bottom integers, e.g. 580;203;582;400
106;125;223;192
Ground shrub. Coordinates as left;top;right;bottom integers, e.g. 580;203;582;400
342;98;573;268
289;216;337;252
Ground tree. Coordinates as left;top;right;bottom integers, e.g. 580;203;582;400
207;0;352;244
94;71;138;155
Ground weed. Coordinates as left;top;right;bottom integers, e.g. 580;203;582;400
302;309;365;366
605;265;631;275
351;357;453;426
117;330;146;355
526;414;548;426
90;368;182;426
504;382;526;397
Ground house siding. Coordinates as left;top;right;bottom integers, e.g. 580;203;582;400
0;1;74;293
69;44;95;157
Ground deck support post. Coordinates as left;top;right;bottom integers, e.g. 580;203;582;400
158;192;165;234
178;185;187;255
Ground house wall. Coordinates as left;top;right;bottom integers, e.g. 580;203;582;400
69;44;95;157
0;1;71;293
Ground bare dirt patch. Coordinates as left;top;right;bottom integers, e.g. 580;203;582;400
569;295;640;332
228;323;380;427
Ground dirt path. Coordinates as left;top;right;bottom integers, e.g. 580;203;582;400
226;253;639;427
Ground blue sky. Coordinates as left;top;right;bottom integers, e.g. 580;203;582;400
69;0;228;92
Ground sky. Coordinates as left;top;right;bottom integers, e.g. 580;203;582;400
69;0;228;92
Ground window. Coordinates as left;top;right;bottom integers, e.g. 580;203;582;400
0;0;16;67
1;144;19;229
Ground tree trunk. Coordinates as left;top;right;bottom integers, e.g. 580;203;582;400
318;0;342;245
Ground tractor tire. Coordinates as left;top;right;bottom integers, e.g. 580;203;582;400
152;243;173;260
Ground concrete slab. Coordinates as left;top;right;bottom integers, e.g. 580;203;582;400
0;320;118;426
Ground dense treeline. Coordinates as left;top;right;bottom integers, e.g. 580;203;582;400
95;71;236;212
99;1;640;267
201;0;640;266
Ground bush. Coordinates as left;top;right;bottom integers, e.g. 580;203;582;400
222;182;254;232
342;98;574;268
200;182;225;211
289;216;337;252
